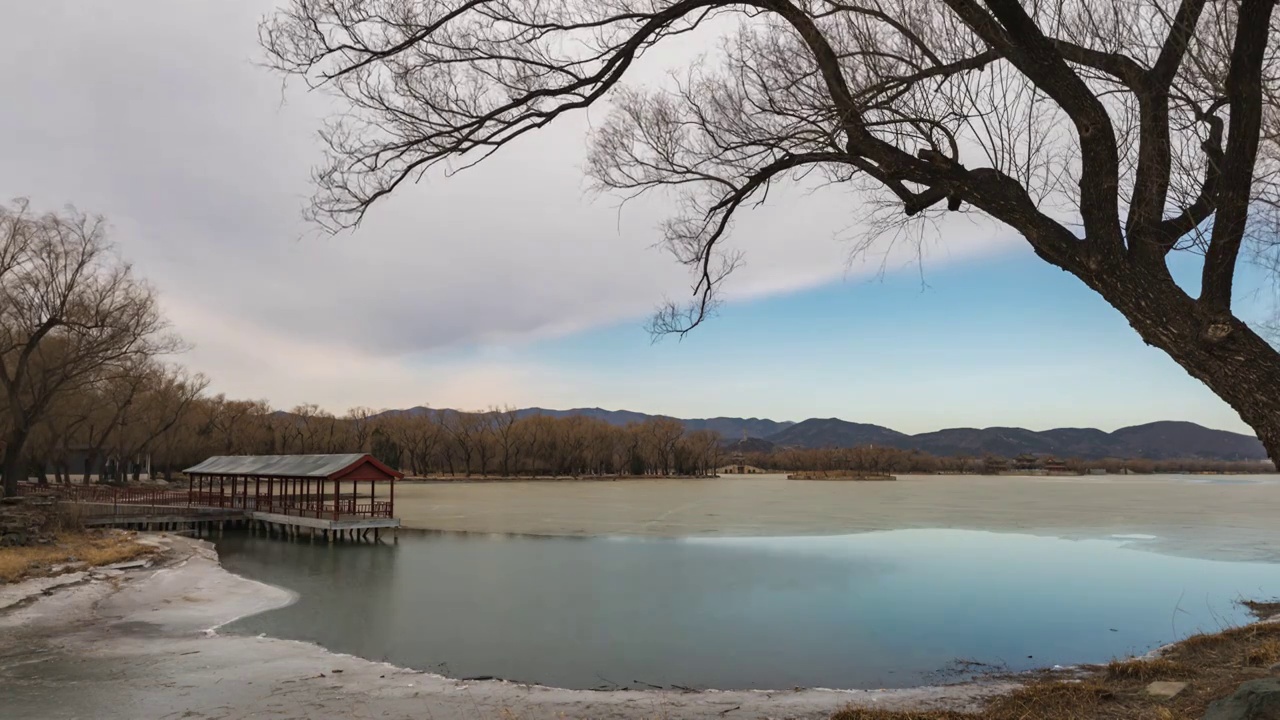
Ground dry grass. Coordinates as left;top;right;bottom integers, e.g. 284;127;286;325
1104;658;1192;682
0;530;156;583
1241;599;1280;621
831;618;1280;720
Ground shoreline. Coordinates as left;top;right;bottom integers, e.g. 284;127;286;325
379;471;1279;487
0;534;1018;720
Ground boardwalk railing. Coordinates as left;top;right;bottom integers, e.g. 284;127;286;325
16;484;191;506
15;484;240;525
17;483;394;520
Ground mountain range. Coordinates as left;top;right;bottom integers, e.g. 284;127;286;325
379;407;1267;461
761;417;1265;461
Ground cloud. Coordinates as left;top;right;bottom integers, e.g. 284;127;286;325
163;295;577;412
0;0;1019;409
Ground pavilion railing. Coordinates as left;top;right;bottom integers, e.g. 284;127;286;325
186;489;393;519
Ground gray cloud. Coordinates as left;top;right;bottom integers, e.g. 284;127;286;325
0;0;1014;407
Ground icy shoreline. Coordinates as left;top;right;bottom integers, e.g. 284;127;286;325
0;534;1016;720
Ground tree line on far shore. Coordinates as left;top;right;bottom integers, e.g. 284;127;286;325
737;446;1275;476
164;405;726;480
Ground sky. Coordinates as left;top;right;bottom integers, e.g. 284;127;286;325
0;1;1269;435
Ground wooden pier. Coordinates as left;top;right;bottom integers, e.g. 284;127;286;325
18;453;403;543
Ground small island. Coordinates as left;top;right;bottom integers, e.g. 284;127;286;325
787;471;897;481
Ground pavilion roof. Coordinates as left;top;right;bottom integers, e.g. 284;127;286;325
183;453;401;480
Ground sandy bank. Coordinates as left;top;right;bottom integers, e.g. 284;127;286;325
391;473;1280;561
0;535;1015;720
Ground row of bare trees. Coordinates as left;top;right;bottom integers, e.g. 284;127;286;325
17;399;731;489
378;411;723;477
163;405;723;480
738;447;1275;474
0;200;195;495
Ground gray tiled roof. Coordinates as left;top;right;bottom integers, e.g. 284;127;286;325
183;454;370;478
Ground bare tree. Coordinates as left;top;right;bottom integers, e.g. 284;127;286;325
0;201;177;496
344;406;376;452
264;0;1280;460
681;429;723;475
491;406;526;477
290;403;333;453
443;410;488;476
78;359;154;483
114;364;208;481
641;417;686;475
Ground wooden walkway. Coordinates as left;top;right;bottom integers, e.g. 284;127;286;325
16;484;399;543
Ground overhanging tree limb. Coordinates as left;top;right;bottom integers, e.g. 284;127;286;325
1201;0;1276;311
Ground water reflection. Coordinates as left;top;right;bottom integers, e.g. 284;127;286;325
216;529;1280;690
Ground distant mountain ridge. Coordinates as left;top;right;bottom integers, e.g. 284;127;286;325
515;407;795;439
766;418;1266;461
377;406;795;439
374;407;1266;461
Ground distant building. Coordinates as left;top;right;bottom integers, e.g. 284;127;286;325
716;464;768;475
1012;454;1041;471
1043;458;1073;475
58;445;152;482
983;456;1009;474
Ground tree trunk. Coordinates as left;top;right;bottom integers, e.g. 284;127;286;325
1093;265;1280;463
1;428;30;497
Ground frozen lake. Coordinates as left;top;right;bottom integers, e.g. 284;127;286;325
217;527;1280;690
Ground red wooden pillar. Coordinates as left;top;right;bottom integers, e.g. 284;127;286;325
389;475;395;519
333;478;340;520
219;475;224;508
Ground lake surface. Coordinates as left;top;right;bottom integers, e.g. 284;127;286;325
216;529;1280;690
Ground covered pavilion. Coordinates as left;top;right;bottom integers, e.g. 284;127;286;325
184;454;402;531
